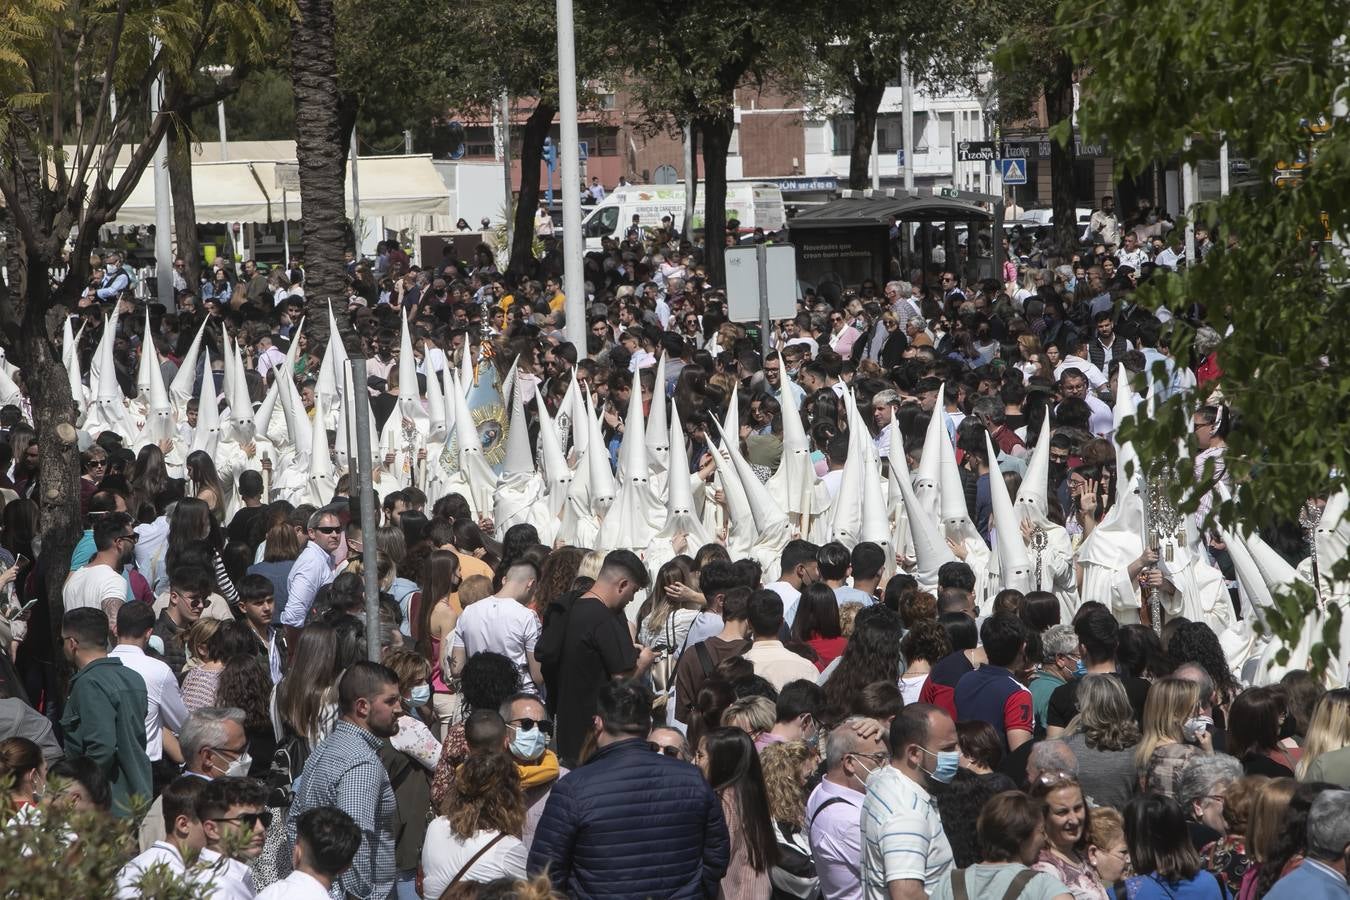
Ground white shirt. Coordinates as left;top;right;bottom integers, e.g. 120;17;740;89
1054;356;1108;389
766;580;803;628
110;644;189;761
254;870;332;900
281;542;336;627
117;842;191;898
449;596;541;691
135;517;172;592
421;822;527;898
63;563;125;613
861;766;953;898
204;851;257;900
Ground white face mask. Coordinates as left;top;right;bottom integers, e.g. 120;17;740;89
215;751;252;778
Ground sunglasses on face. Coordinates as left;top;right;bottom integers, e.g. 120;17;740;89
510;717;554;735
211;810;273;830
314;525;342;535
647;742;682;757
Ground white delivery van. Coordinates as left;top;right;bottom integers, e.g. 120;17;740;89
580;182;786;250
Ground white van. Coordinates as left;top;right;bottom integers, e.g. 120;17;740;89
580;182;786;250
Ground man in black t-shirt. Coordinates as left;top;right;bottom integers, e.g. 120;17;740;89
538;550;656;767
1044;608;1151;736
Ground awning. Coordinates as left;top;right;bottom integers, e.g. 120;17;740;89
107;154;450;224
789;193;993;229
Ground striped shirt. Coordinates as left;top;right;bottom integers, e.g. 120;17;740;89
860;765;952;899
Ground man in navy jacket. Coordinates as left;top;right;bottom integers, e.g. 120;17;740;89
529;679;730;898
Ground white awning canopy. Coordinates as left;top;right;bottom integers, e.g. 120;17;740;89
107;154;450;225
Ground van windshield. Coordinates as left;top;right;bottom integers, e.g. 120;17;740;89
584;205;619;238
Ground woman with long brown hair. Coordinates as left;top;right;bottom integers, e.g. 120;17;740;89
696;726;778;899
421;751;528;895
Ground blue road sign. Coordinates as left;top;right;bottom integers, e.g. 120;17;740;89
1000;157;1028;185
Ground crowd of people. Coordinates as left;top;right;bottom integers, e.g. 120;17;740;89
0;201;1346;900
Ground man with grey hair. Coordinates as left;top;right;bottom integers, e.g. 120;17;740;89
137;707;248;851
1173;661;1225;753
281;505;342;638
807;717;887;900
1030;624;1079;734
1026;739;1078;788
1265;789;1350;899
871;390;898;459
1177;753;1242;849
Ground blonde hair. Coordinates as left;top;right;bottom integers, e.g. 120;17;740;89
1087;804;1125;851
577;550;605;581
1134;676;1201;770
1063;674;1141;752
457;574;493;607
1246;777;1297;864
1296;688;1350;779
721;696;775;739
760;740;815;826
185;618;223;664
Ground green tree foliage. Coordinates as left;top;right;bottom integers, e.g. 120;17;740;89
608;0;810;286
991;0;1078;250
799;0;1005;189
1061;0;1350;668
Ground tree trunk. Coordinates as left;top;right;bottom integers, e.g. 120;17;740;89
682;122;698;242
17;252;81;702
290;0;361;355
1045;52;1078;258
696;112;733;288
847;71;887;190
0;215;21;346
167;125;201;295
509;101;557;278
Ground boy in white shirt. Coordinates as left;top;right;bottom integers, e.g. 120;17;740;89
116;775;212;898
256;807;361;900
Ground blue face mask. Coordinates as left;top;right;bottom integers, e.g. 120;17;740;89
921;747;961;784
409;684;432;706
510;723;549;762
1073;659;1087;679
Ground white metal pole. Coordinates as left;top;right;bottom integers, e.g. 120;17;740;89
282;189;291;268
555;0;586;354
350;127;362;254
870;122;880;190
1218;138;1230;196
901;51;916;196
500;91;514;251
150;41;174;309
683;124;697;240
1182;136;1196;265
403;129;413;155
217;100;228;161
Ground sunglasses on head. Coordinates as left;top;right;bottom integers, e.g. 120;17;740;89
647;742;682;757
511;718;553;735
211;810;273;830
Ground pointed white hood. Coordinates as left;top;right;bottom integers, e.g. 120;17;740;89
446;369;497;517
138;336;176;445
314;301;348;409
425;352;447;443
653;402;713;545
987;432;1034;593
1015;408;1054;526
645;352;670;472
722;382;740;446
502;369;535;477
535;392;573;517
585;392;617;514
170;317;210;416
893;436;956;590
306;390;336;506
397;310;427;428
714;420;787;538
914;385;946;516
190;353;221;457
228;335;255;443
284;317;305;374
818;392;866;547
136;309;157;402
220;333;238;426
765;377;820;519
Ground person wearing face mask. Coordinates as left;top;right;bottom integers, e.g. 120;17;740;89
378;650;439;900
808;717;889;900
136;707;251;851
755;681;824;751
500;693;565;849
860;703;960;900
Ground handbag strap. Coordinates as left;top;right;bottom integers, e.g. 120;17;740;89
439;831;508;897
951;869;969;900
1000;868;1039;900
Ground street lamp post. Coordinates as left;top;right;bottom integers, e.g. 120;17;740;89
203;65;235;161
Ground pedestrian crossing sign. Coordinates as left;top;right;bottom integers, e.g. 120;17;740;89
1000;157;1028;185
